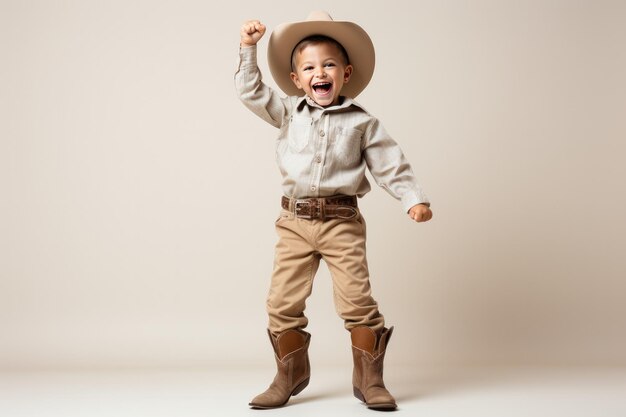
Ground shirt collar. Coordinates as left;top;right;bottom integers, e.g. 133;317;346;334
295;95;368;113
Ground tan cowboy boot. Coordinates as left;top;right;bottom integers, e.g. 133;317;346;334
351;326;397;410
249;329;311;409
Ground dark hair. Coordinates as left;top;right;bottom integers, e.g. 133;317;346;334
290;35;350;71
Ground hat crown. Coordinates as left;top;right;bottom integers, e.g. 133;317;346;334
306;10;333;22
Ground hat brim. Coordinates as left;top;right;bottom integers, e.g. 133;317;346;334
268;20;375;98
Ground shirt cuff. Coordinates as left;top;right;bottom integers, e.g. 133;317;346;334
401;190;430;213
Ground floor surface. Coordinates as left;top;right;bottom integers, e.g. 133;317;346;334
2;365;625;416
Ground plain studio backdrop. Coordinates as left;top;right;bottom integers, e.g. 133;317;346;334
1;0;625;371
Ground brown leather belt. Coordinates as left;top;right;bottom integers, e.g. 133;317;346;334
281;195;358;220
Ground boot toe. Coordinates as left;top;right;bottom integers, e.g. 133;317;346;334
249;391;285;409
365;387;397;410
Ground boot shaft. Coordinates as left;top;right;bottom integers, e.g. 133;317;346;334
351;326;392;387
269;328;311;361
351;326;393;357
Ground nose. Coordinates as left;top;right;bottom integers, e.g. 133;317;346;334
315;66;327;78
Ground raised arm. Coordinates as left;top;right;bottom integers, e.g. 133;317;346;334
235;20;292;128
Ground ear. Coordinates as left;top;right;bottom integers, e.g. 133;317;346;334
290;72;303;90
343;65;353;83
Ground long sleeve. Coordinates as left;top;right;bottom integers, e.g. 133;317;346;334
234;45;292;129
363;117;429;213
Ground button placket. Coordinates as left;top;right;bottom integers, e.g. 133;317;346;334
309;114;329;196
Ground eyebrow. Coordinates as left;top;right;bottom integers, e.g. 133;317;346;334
298;57;339;67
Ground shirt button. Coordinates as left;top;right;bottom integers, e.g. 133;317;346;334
310;186;316;191
319;130;325;137
315;155;322;163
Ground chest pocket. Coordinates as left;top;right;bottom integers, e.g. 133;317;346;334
288;115;313;153
333;126;363;166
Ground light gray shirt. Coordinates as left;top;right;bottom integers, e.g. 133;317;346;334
234;45;429;213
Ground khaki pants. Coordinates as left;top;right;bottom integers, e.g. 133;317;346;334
267;206;385;336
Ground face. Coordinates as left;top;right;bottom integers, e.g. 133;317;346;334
290;42;353;107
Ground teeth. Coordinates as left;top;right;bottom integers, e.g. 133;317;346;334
313;83;332;92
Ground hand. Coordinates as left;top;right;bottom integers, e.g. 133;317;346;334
240;20;266;47
408;204;432;223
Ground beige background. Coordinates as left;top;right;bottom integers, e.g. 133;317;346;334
1;0;625;371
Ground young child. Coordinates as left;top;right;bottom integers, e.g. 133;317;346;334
235;11;432;410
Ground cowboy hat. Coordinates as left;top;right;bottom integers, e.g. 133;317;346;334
267;11;375;98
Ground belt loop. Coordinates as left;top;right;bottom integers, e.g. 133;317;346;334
319;198;326;220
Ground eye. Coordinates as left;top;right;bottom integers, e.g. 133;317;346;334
303;66;313;71
324;63;335;68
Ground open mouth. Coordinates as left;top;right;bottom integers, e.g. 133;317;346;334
312;82;332;96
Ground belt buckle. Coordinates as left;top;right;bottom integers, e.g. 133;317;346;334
294;200;313;219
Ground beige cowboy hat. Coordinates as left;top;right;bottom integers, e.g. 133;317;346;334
268;11;375;98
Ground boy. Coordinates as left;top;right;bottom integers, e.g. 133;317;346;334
235;11;432;410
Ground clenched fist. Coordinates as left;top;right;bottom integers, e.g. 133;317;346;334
408;204;433;223
240;20;266;47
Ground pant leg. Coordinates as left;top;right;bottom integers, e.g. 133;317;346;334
316;209;385;332
267;209;321;336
